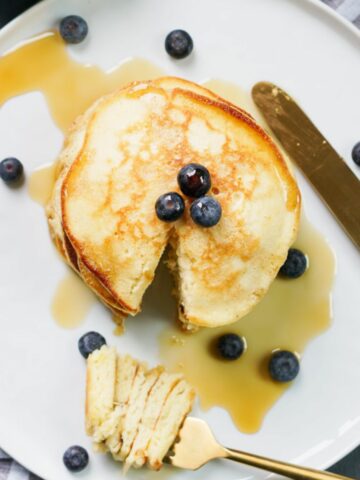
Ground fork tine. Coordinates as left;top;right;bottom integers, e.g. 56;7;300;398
167;417;226;470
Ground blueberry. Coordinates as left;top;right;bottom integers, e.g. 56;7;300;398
60;15;88;44
217;334;245;360
78;331;106;359
63;445;89;472
269;350;300;382
155;192;185;222
190;196;221;227
279;248;307;279
352;142;360;166
177;163;211;198
0;157;23;183
165;30;193;59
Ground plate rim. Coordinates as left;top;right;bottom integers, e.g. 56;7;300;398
0;0;359;477
0;0;359;49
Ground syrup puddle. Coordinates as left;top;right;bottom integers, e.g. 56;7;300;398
204;79;257;114
28;162;57;205
0;31;336;431
159;216;335;433
51;269;96;329
0;31;164;133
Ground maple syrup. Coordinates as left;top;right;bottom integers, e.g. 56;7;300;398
51;269;96;329
28;162;57;205
0;33;335;431
159;215;335;433
0;31;164;133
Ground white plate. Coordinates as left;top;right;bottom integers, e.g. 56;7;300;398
0;1;360;479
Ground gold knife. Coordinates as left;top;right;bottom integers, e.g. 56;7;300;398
252;82;360;250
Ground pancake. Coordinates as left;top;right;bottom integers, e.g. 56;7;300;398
47;77;252;318
47;77;300;328
85;346;195;471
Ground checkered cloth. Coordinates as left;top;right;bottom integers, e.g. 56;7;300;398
0;450;41;480
0;0;359;479
324;0;360;26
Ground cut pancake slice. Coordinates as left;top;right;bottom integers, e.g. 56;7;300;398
146;379;195;470
105;354;138;454
125;371;183;469
85;345;195;471
116;366;161;462
95;354;138;449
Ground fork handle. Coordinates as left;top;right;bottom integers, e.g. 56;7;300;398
223;447;351;480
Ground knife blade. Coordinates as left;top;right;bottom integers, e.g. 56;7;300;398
252;81;360;250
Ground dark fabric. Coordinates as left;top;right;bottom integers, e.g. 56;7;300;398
354;13;360;27
321;0;346;8
330;446;360;478
0;460;12;480
0;0;40;28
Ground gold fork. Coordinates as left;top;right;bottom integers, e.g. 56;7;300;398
167;418;351;480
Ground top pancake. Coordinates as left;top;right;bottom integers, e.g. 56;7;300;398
51;77;300;328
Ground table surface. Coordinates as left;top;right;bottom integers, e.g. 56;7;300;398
0;0;359;479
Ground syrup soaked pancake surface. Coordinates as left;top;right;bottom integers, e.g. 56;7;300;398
49;77;300;328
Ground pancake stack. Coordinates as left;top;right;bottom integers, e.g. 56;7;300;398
47;77;300;329
86;345;195;470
